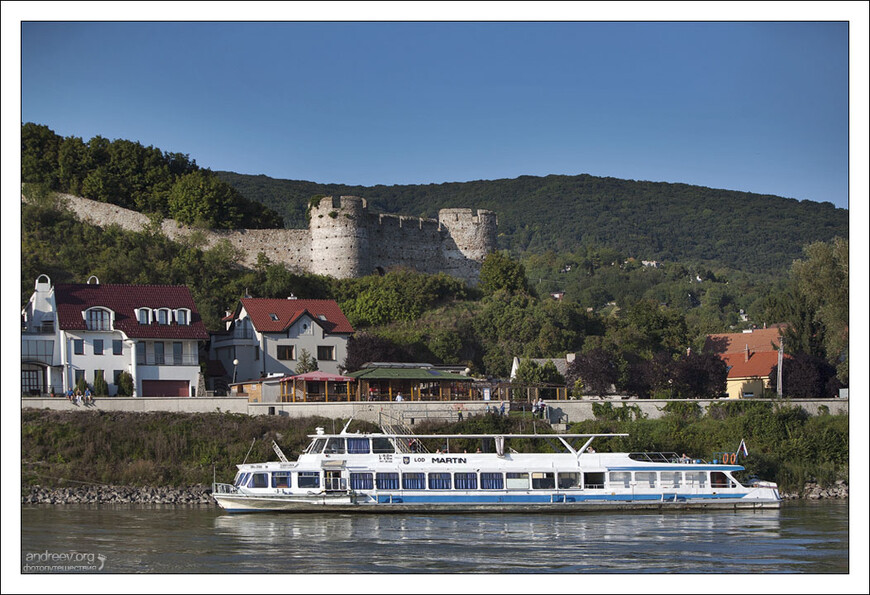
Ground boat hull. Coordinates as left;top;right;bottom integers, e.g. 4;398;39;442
212;492;781;513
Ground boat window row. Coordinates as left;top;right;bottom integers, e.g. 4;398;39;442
307;437;396;455
608;470;736;489
234;469;736;490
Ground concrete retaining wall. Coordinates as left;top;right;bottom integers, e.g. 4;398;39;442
22;397;847;422
22;396;250;415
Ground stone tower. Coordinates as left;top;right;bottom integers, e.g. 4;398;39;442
437;208;498;282
308;196;371;279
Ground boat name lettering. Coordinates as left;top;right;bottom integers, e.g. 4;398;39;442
432;457;467;464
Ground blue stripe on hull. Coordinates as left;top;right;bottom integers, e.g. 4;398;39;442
377;492;752;504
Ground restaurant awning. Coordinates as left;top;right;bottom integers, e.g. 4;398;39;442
282;371;357;383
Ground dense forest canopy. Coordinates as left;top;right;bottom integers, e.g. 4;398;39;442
21;123;283;229
215;170;847;276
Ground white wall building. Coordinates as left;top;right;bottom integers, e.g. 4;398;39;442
21;275;209;397
209;296;354;385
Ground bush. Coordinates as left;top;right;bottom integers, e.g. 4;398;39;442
116;371;134;396
92;373;109;396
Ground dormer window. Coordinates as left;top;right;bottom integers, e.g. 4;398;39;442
85;308;112;331
175;309;190;325
137;308;152;325
157;308;170;325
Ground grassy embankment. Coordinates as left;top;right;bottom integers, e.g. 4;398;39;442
21;401;847;495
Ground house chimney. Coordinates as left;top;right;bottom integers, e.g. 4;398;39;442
744;344;750;362
566;353;576;363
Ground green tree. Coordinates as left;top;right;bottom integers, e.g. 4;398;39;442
479;252;530;295
93;371;109;396
168;170;242;228
295;349;318;374
789;238;849;383
21;122;61;187
117;371;134;397
513;359;565;386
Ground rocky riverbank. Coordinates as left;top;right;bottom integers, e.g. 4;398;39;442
21;484;216;506
22;481;847;505
780;480;849;500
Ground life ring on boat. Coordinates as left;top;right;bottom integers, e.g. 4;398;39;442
723;453;737;464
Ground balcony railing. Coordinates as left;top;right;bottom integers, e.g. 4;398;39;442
136;355;199;366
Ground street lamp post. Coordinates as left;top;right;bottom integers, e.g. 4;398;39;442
232;358;239;384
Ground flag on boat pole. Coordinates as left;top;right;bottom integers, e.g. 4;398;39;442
737;440;749;458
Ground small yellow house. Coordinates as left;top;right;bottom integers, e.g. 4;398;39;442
704;325;786;399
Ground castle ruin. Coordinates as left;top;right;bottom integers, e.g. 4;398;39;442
54;194;498;285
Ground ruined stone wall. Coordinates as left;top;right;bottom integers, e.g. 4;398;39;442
56;193;312;272
437;208;498;282
46;193;497;284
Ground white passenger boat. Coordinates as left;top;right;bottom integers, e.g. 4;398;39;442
211;423;781;513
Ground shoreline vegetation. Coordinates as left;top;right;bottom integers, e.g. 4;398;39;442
21;406;847;503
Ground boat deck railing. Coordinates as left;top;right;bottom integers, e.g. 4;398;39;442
628;452;683;464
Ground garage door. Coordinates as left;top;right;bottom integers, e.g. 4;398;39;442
141;380;189;397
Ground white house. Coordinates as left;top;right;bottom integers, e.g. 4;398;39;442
21;275;209;397
509;353;576;381
208;296;354;384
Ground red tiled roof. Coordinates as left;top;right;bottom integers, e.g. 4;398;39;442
704;325;786;355
722;351;785;379
55;283;209;340
240;298;354;334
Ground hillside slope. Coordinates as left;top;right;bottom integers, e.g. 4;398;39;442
216;171;848;276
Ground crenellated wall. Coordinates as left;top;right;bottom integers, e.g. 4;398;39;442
43;193;497;285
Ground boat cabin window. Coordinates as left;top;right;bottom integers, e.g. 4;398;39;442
661;471;682;488
346;437;370;454
272;471;292;488
583;472;605;489
480;472;504;490
308;439;326;454
250;473;269;488
558;472;581;489
609;472;631;488
454;472;478;490
402;472;426;490
710;471;732;488
234;472;250;487
685;471;707;488
324;438;345;454
371;438;395;454
531;472;555;490
505;472;529;490
376;472;399;490
635;472;657;488
297;471;320;488
428;472;452;490
350;472;373;490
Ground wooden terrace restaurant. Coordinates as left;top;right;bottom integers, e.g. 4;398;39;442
261;363;473;402
234;363;570;404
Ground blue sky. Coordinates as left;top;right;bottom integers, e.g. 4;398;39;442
9;14;860;210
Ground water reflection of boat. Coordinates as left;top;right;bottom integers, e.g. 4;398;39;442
212;423;781;513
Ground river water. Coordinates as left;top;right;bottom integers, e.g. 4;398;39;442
18;500;852;577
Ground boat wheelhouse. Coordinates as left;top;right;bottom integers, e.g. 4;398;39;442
211;424;781;513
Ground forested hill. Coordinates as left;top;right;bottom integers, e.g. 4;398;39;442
215;171;847;276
